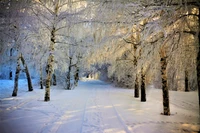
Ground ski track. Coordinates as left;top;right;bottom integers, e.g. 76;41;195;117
38;87;85;133
0;79;199;133
81;87;103;133
106;87;131;133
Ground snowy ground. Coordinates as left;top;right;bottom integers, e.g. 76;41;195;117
0;79;199;133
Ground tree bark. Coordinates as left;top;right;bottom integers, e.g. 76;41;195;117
45;55;54;101
9;70;12;80
160;52;170;115
24;64;33;91
66;57;72;90
12;54;21;96
21;54;33;91
40;63;43;89
52;73;57;86
134;74;139;98
12;53;33;96
197;23;200;118
44;26;55;101
185;70;189;92
44;1;59;101
74;65;79;87
197;50;200;113
134;45;139;98
141;67;146;102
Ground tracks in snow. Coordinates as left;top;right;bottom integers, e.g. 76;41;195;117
81;85;131;133
0;80;199;133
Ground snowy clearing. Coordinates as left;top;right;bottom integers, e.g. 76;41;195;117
0;79;199;133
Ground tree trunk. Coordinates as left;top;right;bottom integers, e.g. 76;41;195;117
44;26;55;101
21;54;33;91
66;71;71;90
134;74;139;98
66;57;72;90
197;50;200;115
12;54;21;96
185;70;189;92
134;45;139;98
160;52;170;115
44;2;59;101
141;67;146;102
74;66;79;87
52;73;57;86
197;27;200;118
9;70;12;80
24;65;33;91
45;70;51;101
40;63;43;89
45;55;54;101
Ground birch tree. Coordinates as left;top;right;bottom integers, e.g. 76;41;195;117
32;0;64;101
32;0;96;100
0;0;34;96
83;0;199;116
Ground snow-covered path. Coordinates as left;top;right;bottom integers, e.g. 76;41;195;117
0;79;199;133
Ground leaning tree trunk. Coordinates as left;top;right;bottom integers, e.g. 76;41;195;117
40;63;43;89
12;54;21;96
141;67;146;102
185;70;189;92
66;57;72;90
21;54;33;91
134;45;139;98
160;51;170;115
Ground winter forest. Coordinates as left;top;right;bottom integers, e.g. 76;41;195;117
0;0;199;133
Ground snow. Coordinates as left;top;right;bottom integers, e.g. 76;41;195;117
0;79;199;133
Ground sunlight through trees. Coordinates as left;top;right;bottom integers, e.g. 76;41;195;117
0;0;199;116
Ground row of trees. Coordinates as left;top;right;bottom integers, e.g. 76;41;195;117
83;0;199;115
0;0;199;115
0;0;95;99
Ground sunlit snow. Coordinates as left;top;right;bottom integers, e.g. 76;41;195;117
0;79;199;133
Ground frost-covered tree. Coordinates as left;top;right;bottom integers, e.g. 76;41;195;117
31;0;98;100
83;0;199;116
138;0;199;115
0;0;199;114
0;0;35;96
